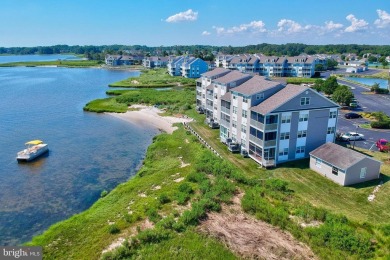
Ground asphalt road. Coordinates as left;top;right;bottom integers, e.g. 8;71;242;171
335;78;390;151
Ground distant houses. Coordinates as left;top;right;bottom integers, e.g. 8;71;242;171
167;56;209;78
215;54;323;78
197;68;340;167
105;55;143;66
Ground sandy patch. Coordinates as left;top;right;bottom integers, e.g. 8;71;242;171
199;193;317;260
107;105;193;134
131;80;139;84
138;193;147;198
174;177;185;183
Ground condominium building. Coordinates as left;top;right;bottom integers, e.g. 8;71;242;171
197;68;340;167
215;54;321;78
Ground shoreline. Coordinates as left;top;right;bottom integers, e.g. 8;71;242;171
107;105;193;134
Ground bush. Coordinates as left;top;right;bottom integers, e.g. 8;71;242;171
108;224;120;234
178;183;193;194
146;208;162;223
371;121;390;129
100;190;108;198
158;194;171;204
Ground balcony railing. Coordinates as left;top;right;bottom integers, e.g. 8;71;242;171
249;135;264;147
250;119;264;130
221;106;230;114
206;93;213;100
265;123;278;131
206;104;213;111
220;119;230;128
264;140;276;147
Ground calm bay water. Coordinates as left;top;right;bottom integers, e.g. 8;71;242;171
345;77;389;89
0;65;158;245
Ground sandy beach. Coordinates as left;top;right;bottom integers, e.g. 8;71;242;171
107;105;193;134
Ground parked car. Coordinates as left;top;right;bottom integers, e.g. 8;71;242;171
341;132;364;141
376;139;389;152
344;112;362;119
349;101;358;108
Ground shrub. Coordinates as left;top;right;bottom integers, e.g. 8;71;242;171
176;192;190;205
146;208;162;223
108;224;120;234
100;190;108;198
158;194;171;204
137;228;172;244
371;121;390;129
178;183;193;194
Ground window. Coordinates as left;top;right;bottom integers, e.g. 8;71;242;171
241;124;247;133
232;120;237;128
280;132;290;140
281;115;291;124
327;127;335;134
256;93;264;100
360;167;367;179
233;106;237;114
315;158;322;168
243;97;249;103
232;134;237;142
233;94;237;100
299;114;309;122
297;130;307;138
242;110;247;118
329;111;337;118
279;148;288;156
296;146;305;154
332;166;338;176
300;97;310;105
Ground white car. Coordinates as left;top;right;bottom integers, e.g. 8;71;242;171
341;132;364;141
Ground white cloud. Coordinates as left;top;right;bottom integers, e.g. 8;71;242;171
277;19;311;33
345;14;368;32
202;31;211;36
374;9;390;28
165;9;198;23
323;21;344;32
213;20;266;35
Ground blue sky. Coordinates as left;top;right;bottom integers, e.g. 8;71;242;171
1;0;389;47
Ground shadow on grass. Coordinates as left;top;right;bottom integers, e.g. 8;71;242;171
275;158;309;170
348;173;390;189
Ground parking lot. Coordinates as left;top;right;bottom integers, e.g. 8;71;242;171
335;77;390;151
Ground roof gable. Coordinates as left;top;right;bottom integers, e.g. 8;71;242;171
231;75;281;96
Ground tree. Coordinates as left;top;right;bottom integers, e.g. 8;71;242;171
368;56;378;63
382;60;389;69
326;59;339;70
315;64;324;71
313;79;324;92
322;76;339;95
332;85;354;105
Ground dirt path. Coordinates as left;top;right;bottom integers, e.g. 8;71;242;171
199;194;317;260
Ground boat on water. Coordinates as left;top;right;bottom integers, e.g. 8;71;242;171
17;140;49;162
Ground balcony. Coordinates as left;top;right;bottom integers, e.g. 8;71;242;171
196;86;202;92
264;140;276;147
206;93;213;100
221;106;230;114
250;119;264;130
265;123;278;131
206;104;213;111
220;119;230;128
249;135;264;147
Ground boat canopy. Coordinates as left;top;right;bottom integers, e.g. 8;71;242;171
25;140;43;145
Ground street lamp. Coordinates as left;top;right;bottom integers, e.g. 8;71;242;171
353;124;359;149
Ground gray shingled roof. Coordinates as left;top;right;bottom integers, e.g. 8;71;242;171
201;68;230;78
251;84;307;115
310;142;368;170
231;75;281;95
213;70;251;84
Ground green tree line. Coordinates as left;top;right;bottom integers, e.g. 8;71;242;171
1;43;390;60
